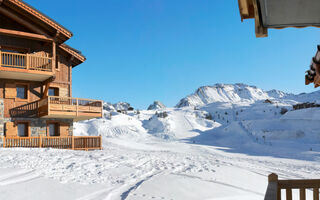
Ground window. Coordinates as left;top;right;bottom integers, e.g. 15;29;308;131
17;123;28;137
48;123;59;136
16;85;27;99
48;87;59;96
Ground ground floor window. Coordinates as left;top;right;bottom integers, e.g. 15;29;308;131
17;122;28;137
48;123;59;136
48;87;59;96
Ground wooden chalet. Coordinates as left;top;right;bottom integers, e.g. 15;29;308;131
0;0;103;150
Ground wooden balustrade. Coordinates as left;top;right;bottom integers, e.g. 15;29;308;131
265;173;320;200
10;100;41;118
2;136;102;150
10;96;103;120
0;51;52;72
47;96;103;119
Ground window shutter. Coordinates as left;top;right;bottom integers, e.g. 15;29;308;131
5;83;16;98
59;122;70;137
5;122;17;137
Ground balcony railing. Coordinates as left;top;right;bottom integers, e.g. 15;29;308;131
0;51;52;72
1;136;102;150
10;96;103;121
265;173;320;200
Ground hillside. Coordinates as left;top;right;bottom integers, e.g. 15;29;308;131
2;83;320;200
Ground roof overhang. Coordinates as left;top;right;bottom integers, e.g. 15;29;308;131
1;0;72;43
59;44;86;67
238;0;320;37
0;0;86;67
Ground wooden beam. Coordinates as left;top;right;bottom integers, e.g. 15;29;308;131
0;7;48;36
43;82;50;99
0;28;52;42
52;41;56;73
252;0;268;37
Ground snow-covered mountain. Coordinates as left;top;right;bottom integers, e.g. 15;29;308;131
176;83;291;108
103;102;133;112
147;101;166;110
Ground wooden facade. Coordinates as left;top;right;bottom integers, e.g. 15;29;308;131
0;0;102;150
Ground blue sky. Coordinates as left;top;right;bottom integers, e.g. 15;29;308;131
25;0;320;109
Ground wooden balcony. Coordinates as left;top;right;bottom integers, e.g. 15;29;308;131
10;96;103;121
265;173;320;200
0;51;54;81
1;136;102;151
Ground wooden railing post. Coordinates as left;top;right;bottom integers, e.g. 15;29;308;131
265;173;279;200
76;98;79;116
26;54;29;69
39;135;42;148
72;136;74;150
300;188;306;200
0;50;2;67
2;136;5;148
99;135;102;150
314;188;319;200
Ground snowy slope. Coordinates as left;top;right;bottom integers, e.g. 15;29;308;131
2;83;320;200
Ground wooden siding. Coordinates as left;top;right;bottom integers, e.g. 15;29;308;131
59;122;69;137
5;82;16;98
5;122;17;137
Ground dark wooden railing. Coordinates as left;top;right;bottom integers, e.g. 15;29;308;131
2;136;102;151
0;51;52;72
265;173;320;200
10;100;42;118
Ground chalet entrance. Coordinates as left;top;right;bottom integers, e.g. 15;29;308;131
17;122;28;137
48;123;59;136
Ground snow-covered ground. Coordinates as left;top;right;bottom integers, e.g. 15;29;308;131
2;83;320;200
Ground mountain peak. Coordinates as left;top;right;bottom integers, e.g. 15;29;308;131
148;101;166;110
176;83;289;108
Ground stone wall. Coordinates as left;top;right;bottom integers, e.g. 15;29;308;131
2;117;73;137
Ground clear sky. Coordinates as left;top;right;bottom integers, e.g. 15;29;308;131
25;0;320;109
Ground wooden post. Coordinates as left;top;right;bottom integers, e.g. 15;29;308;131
52;41;56;73
76;98;78;117
0;50;2;67
2;136;5;148
99;135;102;150
286;189;292;200
300;188;306;200
39;135;42;148
265;173;280;200
314;188;319;200
71;136;74;150
26;54;29;69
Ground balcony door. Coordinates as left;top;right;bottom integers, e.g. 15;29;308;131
17;122;28;137
48;123;59;137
